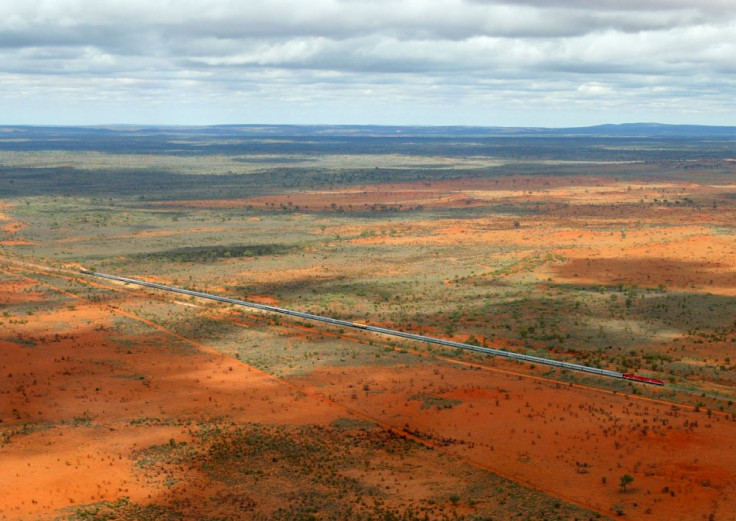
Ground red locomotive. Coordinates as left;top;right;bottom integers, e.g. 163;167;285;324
622;373;665;386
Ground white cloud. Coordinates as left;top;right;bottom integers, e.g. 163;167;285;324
0;0;735;125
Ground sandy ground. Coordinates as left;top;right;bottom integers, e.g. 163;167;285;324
290;362;736;520
0;203;30;243
0;274;344;520
1;266;605;521
2;173;736;519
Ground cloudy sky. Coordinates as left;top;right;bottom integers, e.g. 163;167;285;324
1;0;735;126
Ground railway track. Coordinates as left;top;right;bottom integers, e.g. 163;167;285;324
79;269;664;386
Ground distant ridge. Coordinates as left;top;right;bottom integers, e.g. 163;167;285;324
556;122;736;137
204;122;736;137
2;122;735;138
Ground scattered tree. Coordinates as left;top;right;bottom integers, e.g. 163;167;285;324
619;474;634;492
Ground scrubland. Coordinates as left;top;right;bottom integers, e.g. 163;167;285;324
1;126;735;519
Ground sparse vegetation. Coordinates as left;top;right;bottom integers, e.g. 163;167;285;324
619;474;634;492
3;126;736;520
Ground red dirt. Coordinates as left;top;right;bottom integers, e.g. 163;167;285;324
291;362;736;521
4;173;736;519
128;176;736;519
246;294;280;305
3;265;597;521
150;176;620;212
0;240;34;245
0;203;28;237
0;269;344;520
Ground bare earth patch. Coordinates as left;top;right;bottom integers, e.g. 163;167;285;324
290;362;736;521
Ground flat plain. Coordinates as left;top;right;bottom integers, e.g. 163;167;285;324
1;125;735;520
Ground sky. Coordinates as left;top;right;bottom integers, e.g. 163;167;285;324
1;0;735;127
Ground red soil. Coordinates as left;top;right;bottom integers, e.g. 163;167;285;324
4;173;736;519
150;176;619;212
0;270;344;520
148;175;734;215
0;240;34;245
246;294;280;305
291;362;736;521
0;203;28;238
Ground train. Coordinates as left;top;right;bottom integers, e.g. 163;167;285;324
621;373;665;386
79;269;666;387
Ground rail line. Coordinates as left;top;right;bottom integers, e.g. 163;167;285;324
79;269;664;386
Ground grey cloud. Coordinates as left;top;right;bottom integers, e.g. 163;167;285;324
471;0;733;14
0;0;734;125
1;0;722;45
